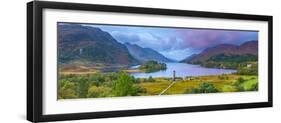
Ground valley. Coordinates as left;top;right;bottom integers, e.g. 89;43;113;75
57;23;259;99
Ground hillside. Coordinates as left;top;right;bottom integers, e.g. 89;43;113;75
182;41;258;69
184;41;258;64
180;54;197;63
58;24;139;65
124;43;173;63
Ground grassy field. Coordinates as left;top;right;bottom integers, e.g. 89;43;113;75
137;74;258;95
241;77;258;91
58;69;258;99
138;80;172;95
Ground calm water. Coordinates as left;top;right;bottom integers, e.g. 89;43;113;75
129;63;237;78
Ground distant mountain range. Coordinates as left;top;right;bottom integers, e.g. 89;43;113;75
58;24;258;68
124;43;173;63
58;24;172;66
58;24;138;65
181;41;258;67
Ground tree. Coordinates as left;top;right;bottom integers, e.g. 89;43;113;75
139;60;167;73
199;82;219;93
113;73;137;96
135;78;141;83
250;82;258;91
231;77;247;91
87;85;111;98
76;76;90;98
148;76;155;82
237;77;245;83
58;80;77;99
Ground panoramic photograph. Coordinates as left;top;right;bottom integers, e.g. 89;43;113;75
57;22;258;99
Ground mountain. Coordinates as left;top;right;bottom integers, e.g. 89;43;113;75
183;41;258;64
180;54;197;63
124;43;173;63
58;24;138;65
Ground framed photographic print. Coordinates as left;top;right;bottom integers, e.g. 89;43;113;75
27;1;273;122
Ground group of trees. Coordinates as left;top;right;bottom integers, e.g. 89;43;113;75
113;73;141;96
209;54;257;63
237;62;258;75
199;54;258;76
142;76;156;82
139;60;167;73
184;76;258;94
200;54;258;70
58;72;146;99
185;82;219;94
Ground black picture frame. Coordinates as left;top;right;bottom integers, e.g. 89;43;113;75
27;1;273;122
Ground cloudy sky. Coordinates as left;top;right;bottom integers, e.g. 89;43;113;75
83;24;258;61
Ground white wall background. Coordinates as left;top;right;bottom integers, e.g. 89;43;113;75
0;0;279;123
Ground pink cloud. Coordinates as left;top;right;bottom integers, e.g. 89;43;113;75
176;29;257;50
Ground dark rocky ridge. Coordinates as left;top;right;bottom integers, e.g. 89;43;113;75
58;24;138;65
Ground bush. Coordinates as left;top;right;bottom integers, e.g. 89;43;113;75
87;85;111;98
148;76;155;82
143;78;148;82
134;85;147;95
187;82;219;94
237;77;245;83
199;83;219;93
